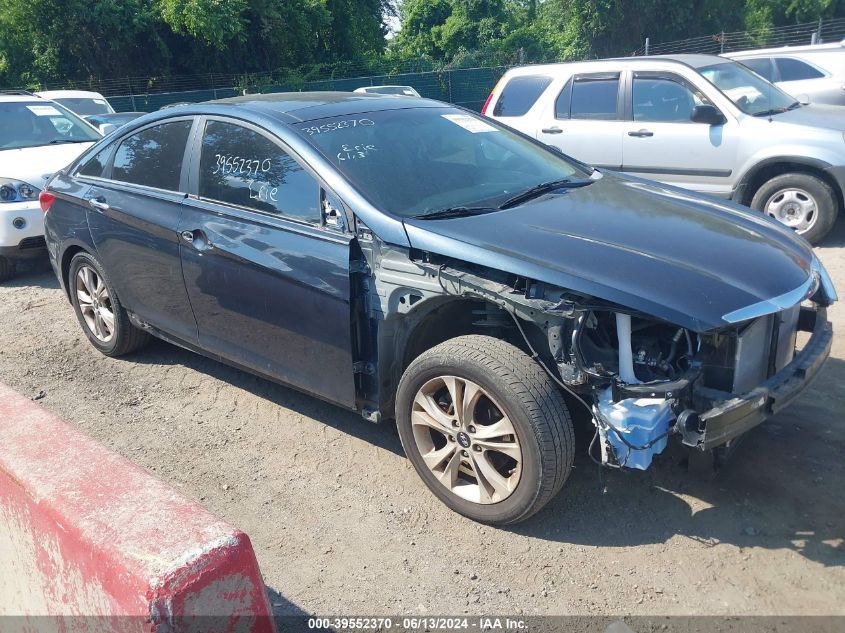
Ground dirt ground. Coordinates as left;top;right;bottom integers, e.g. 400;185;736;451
1;223;844;619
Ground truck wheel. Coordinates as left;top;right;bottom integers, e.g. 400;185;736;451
396;335;574;525
0;257;15;282
751;172;838;245
68;252;150;357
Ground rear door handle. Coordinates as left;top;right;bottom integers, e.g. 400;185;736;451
541;127;563;134
88;197;110;211
628;129;654;137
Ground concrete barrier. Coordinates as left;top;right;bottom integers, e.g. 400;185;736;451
0;382;276;632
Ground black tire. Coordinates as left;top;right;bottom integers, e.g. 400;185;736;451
68;251;150;357
751;172;838;245
0;256;15;282
396;335;574;525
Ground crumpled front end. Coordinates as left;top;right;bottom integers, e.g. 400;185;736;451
577;258;836;470
430;254;836;471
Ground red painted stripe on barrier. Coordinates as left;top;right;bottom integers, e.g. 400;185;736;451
0;381;276;632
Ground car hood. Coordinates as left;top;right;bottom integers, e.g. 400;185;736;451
403;173;816;332
768;103;845;131
0;142;94;189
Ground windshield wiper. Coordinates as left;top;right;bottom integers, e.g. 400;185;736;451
752;102;800;118
413;206;498;220
499;178;593;209
48;139;90;144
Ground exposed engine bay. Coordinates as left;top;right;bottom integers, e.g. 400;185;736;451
395;256;836;472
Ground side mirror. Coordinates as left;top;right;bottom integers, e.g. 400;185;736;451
796;93;811;105
691;104;726;126
98;123;117;136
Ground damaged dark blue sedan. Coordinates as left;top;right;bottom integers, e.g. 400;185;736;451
42;93;837;524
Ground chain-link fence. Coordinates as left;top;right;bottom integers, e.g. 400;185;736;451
11;16;844;114
23;52;518;113
59;65;509;114
633;16;845;56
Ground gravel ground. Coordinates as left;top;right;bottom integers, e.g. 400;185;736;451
1;224;844;618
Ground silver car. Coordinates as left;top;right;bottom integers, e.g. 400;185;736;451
483;54;845;244
725;41;845;107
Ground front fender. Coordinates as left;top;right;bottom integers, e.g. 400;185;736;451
733;149;845;203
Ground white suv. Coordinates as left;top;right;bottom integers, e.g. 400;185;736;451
0;91;100;281
483;54;845;244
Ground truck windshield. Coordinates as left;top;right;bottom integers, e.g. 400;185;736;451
699;61;799;116
297;107;586;218
0;101;101;150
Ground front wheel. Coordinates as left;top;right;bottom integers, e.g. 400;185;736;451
396;335;574;525
751;172;838;245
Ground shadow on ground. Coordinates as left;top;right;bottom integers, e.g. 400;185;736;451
123;329;845;570
3;263;59;290
266;587;314;633
818;218;845;249
516;356;845;569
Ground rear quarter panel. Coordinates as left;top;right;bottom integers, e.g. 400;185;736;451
43;173;95;296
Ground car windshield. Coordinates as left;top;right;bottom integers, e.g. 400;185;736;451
297;107;585;218
0;101;100;150
698;61;799;116
53;97;112;116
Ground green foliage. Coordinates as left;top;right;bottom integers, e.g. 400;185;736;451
0;0;391;87
0;0;843;89
393;0;844;64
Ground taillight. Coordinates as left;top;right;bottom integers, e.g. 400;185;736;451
39;191;55;213
480;78;502;115
480;91;495;115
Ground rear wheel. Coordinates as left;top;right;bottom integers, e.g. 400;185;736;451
0;256;15;282
751;172;837;245
396;335;574;525
68;252;150;357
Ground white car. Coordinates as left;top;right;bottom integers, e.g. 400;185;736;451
353;85;421;97
725;41;845;106
34;89;115;117
0;91;100;281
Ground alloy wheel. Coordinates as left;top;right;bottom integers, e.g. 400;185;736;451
75;265;115;343
765;188;818;234
410;375;522;504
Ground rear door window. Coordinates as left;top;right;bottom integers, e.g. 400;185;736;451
111;120;192;191
492;75;552;117
569;75;621;120
774;57;825;81
198;120;320;223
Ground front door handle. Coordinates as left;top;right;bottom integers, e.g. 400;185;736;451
180;229;213;251
541;126;563;134
88;197;110;211
628;129;654;137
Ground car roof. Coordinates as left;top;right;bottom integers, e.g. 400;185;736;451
725;40;845;58
502;54;729;77
0;93;45;104
178;91;445;123
35;89;107;99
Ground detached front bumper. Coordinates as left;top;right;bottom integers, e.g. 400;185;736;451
686;306;832;451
